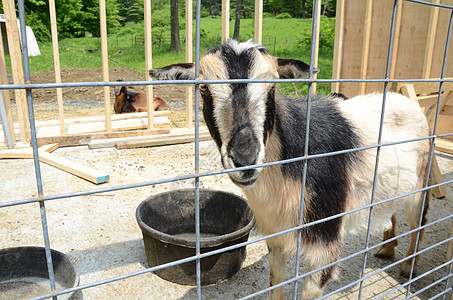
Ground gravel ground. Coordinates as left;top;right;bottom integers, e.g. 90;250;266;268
0;140;452;300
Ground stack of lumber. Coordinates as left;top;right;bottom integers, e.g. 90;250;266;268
0;111;171;145
88;127;212;149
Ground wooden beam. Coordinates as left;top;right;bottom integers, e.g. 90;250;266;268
185;0;193;129
144;0;155;130
389;0;403;80
422;0;440;79
435;138;453;155
254;0;263;44
331;0;345;93
38;151;109;184
0;143;58;159
429;154;447;199
0;21;15;145
116;132;212;149
49;0;65;135
37;129;169;147
89;127;209;149
221;0;230;43
359;0;373;95
311;0;321;95
2;0;30;143
99;0;111;132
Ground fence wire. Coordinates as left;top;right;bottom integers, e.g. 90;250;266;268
1;0;452;299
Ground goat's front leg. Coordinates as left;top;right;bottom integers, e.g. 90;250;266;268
268;244;288;300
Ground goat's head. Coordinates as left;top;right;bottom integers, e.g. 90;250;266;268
149;40;317;186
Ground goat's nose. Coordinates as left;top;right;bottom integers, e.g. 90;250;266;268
227;126;260;167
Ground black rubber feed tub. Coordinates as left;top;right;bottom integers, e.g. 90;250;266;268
136;188;255;285
0;246;79;300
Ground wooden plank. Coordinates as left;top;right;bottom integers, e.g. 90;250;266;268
389;0;403;80
116;132;212;149
144;0;154;130
99;0;111;132
38;151;109;184
254;0;263;44
359;0;373;95
426;91;453;126
49;0;65;135
331;0;345;93
37;129;170;147
185;0;193;129
434;138;453;154
0;20;15;145
311;0;321;95
89;128;209;149
28;111;170;128
429;154;447;199
2;0;29;143
222;0;230;43
32;116;170;137
422;0;440;78
0;143;58;159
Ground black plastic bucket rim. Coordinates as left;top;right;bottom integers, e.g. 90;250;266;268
136;188;255;248
0;246;79;300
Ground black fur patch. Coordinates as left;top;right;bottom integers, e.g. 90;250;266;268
201;92;222;149
274;95;361;244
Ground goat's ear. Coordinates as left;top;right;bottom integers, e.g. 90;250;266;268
276;58;319;79
149;63;195;80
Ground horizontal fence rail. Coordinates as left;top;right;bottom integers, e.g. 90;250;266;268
0;0;452;299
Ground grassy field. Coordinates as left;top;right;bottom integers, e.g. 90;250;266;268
8;17;335;95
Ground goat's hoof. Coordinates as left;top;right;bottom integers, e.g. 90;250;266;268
374;246;395;259
400;260;416;277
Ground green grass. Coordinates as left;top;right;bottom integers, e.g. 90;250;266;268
7;17;335;95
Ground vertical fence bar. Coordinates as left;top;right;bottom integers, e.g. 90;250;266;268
0;91;14;148
406;8;453;298
185;0;194;129
195;0;202;298
17;0;57;298
0;25;15;145
293;1;319;297
357;0;400;298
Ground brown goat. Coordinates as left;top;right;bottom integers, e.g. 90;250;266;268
114;84;170;114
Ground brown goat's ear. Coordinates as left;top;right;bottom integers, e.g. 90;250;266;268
149;63;195;80
276;58;319;79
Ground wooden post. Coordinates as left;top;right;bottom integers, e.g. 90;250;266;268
99;0;112;132
254;0;263;44
389;0;403;80
2;0;30;143
331;0;345;93
0;22;15;145
222;0;230;42
422;0;440;79
185;0;193;129
144;0;155;129
311;0;321;95
49;0;65;135
359;0;373;95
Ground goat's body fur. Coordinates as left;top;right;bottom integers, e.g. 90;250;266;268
149;40;431;300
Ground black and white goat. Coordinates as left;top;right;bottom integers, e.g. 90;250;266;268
149;40;430;299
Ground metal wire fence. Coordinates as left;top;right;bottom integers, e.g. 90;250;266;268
0;0;452;299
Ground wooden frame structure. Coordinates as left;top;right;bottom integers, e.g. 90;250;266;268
0;0;277;150
332;0;453;97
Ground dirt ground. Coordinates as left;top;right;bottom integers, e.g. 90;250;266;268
0;68;452;299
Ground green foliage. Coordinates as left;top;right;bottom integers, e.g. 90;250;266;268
297;16;335;52
118;0;144;25
275;13;291;19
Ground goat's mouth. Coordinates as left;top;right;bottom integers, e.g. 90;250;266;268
228;169;260;186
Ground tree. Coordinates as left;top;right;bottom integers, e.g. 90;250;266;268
233;0;243;40
170;0;181;52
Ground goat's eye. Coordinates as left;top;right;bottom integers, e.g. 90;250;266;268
199;84;209;94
